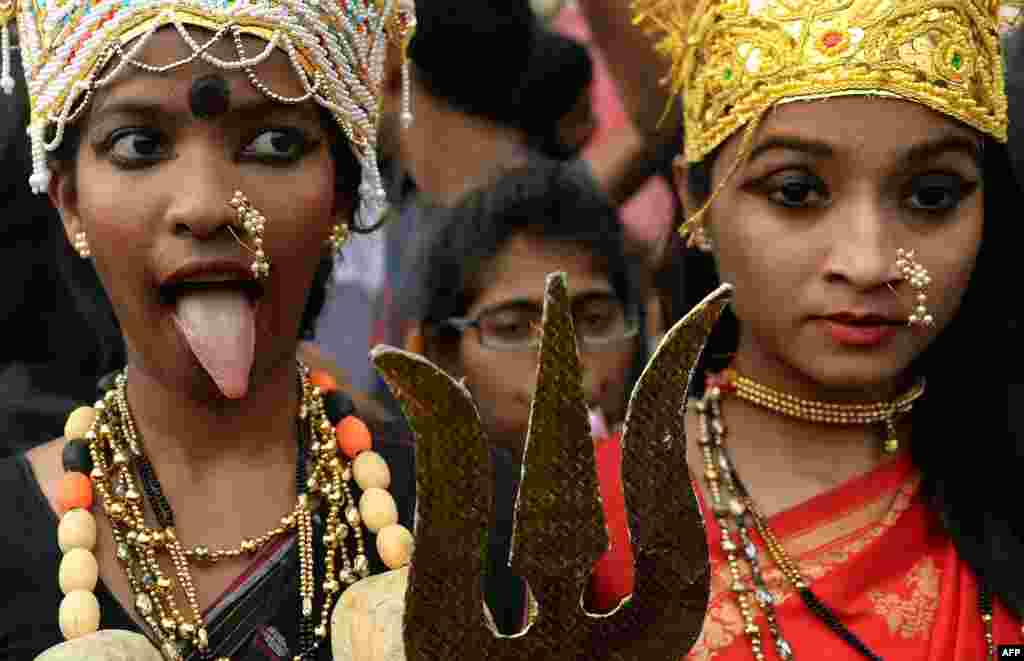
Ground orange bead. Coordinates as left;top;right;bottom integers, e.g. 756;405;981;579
310;370;339;393
59;472;93;514
336;416;372;459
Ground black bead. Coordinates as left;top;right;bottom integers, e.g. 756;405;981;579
295;420;309;496
62;439;94;474
137;453;175;529
798;588;882;661
322;391;355;425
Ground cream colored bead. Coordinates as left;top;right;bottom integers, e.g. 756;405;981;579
358;488;398;533
58;508;97;552
34;630;164;661
352;451;391;491
64;406;97;439
376;524;414;569
58;590;101;639
59;548;99;594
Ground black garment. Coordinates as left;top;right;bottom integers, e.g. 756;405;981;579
0;50;120;459
0;363;99;460
0;425;524;658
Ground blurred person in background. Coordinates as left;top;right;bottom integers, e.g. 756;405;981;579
319;0;682;407
403;158;646;616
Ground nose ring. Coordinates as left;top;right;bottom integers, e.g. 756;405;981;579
896;249;933;328
228;191;270;279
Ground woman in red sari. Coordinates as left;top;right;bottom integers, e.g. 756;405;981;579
625;0;1024;659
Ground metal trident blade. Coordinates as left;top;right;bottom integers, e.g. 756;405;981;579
371;276;730;661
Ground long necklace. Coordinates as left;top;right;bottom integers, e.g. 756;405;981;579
695;371;1001;661
54;362;413;661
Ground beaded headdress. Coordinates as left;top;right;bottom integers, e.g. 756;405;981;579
0;0;415;226
633;0;1014;237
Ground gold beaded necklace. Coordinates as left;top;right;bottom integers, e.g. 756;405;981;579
55;362;412;661
724;369;926;454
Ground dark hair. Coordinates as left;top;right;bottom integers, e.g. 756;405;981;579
1006;28;1024;189
518;30;594;159
405;158;645;362
407;0;535;127
45;103;361;378
682;133;1024;617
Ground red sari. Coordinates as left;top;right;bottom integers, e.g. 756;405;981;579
588;436;1022;659
688;452;1022;660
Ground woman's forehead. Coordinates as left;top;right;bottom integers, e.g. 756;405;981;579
88;26;314;122
737;96;980;163
471;235;614;309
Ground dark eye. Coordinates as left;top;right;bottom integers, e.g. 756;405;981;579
575;299;619;334
106;129;166;165
242;128;313;161
906;173;975;212
480;306;541;344
766;173;829;209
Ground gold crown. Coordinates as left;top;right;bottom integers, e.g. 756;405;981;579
633;0;1010;164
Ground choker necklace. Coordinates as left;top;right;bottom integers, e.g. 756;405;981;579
54;362;413;661
694;371;1007;661
713;369;926;455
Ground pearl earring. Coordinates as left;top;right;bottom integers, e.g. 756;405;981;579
73;231;91;259
228;191;270;279
896;249;933;327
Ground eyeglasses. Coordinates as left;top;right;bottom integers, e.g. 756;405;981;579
441;293;640;352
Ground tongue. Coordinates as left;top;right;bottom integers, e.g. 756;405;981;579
172;289;256;399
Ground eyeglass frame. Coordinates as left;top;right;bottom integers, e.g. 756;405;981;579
437;292;642;352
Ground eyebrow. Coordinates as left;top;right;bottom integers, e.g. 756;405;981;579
747;137;834;164
898;134;982;169
480;290;619;312
746;133;982;168
91;95;316;125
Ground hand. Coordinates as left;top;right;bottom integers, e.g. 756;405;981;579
357;274;730;661
34;630;163;661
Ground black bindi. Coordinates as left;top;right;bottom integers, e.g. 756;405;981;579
189;74;231;120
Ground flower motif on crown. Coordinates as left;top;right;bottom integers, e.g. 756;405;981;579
937;41;972;82
816;29;851;56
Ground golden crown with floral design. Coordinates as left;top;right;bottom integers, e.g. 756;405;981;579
633;0;1011;164
0;0;415;225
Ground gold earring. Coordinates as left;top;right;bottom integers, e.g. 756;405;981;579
327;222;351;254
896;249;933;328
228;191;270;279
73;231;91;259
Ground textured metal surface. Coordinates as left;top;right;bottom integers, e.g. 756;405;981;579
371;275;732;660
